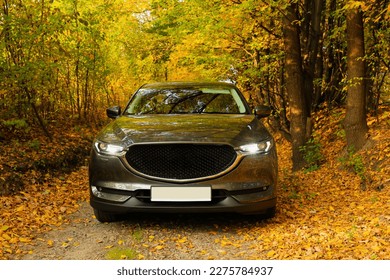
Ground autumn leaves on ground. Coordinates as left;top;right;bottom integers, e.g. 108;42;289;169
1;107;389;260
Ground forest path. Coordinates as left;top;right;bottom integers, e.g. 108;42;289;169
17;195;270;260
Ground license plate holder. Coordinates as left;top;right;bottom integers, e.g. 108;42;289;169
151;186;211;202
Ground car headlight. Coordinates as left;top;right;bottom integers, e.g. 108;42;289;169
94;141;126;156
239;140;273;154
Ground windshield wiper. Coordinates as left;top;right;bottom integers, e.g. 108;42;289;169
193;94;220;113
168;92;205;114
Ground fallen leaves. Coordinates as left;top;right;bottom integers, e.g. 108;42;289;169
228;108;390;260
0;168;89;259
0;120;97;259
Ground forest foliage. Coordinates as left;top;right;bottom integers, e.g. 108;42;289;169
0;0;389;163
1;1;389;116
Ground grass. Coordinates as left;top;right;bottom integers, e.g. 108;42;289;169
106;247;138;260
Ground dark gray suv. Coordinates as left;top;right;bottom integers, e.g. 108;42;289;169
89;82;278;222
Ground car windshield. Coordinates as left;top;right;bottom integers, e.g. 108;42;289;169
124;87;248;115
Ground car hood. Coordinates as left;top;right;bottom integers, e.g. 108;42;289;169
96;114;271;147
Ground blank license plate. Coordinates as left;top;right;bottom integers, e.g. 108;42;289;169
151;186;211;202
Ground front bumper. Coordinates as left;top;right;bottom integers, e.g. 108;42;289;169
90;195;276;214
89;148;277;214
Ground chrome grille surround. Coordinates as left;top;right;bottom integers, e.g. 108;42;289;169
123;143;241;183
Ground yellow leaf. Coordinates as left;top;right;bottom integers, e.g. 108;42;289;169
329;206;335;211
370;217;379;225
19;237;30;243
372;245;381;252
155;245;164;250
9;237;18;244
16;205;25;212
47;240;54;247
178;237;187;243
118;240;124;245
105;245;114;249
1;225;9;232
286;211;295;218
217;250;227;255
2;233;11;240
267;250;276;257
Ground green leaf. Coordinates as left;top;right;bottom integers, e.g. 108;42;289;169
1;225;10;232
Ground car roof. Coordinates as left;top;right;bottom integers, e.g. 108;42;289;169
140;81;237;89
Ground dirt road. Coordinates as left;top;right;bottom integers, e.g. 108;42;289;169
17;200;273;260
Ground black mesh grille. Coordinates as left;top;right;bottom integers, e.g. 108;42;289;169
125;144;237;180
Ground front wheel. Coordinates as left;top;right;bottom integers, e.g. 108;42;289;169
262;206;276;219
93;208;121;223
244;206;276;220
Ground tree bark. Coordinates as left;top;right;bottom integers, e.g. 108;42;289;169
302;0;323;111
282;2;308;171
344;7;368;151
25;88;53;141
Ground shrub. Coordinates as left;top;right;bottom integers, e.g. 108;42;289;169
339;146;366;180
299;137;323;172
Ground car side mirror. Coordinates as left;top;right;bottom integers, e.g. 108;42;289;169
106;106;121;119
254;105;271;118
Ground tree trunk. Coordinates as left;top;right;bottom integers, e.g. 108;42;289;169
25;88;53;141
282;2;308;171
344;7;368;151
302;0;323;111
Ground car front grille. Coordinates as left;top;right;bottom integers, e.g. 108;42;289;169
125;143;237;180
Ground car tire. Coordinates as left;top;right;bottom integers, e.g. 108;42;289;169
93;208;121;223
262;206;276;219
244;206;276;219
